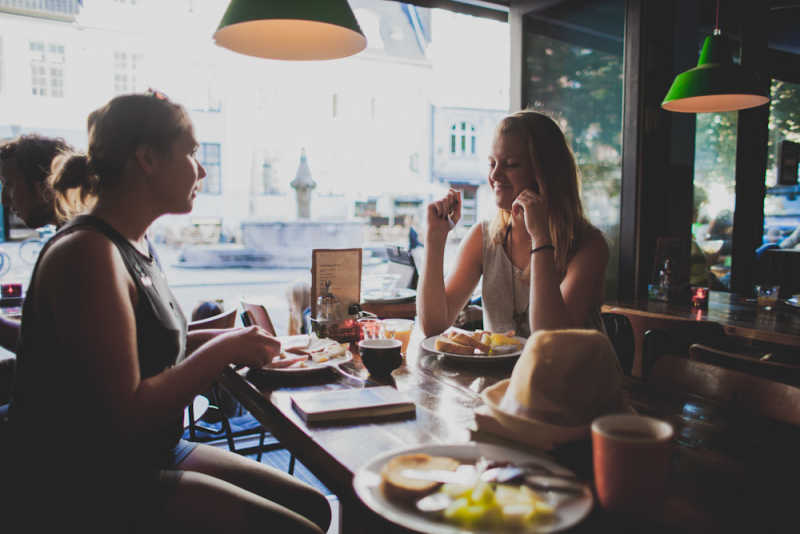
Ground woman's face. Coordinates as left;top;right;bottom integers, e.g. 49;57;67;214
488;131;535;211
155;128;206;214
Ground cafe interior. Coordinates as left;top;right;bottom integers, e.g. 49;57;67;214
2;0;800;533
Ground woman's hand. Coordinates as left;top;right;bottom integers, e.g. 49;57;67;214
217;326;282;369
426;188;461;242
511;186;550;247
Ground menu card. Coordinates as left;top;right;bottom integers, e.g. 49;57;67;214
311;248;362;318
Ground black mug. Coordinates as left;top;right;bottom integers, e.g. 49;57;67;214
358;338;403;377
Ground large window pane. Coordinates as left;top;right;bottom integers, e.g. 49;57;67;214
692;112;738;290
763;80;800;251
523;0;624;300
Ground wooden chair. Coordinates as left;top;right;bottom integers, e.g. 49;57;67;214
688;343;800;387
639;319;725;379
601;312;634;376
240;300;277;335
646;353;800;427
187;307;237;330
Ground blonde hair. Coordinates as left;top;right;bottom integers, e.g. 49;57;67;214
488;110;591;276
49;93;191;221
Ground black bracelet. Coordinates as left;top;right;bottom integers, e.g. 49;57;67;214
530;244;555;254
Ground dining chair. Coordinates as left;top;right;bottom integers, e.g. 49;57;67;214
187;307;237;330
601;312;634;376
688;343;800;387
240;300;277;335
647;353;800;427
639;319;725;379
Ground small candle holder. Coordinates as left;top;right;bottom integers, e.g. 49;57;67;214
691;286;709;309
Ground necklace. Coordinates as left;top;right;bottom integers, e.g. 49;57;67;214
504;224;529;336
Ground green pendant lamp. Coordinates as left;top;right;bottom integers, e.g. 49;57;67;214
214;0;367;61
662;1;768;113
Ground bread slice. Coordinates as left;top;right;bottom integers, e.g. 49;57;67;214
380;453;461;501
450;332;491;353
435;336;475;355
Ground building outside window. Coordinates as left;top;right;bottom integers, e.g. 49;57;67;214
29;41;64;98
450;121;476;156
198;142;221;195
113;51;142;94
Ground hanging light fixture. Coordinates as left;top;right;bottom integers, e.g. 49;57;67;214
213;0;367;61
661;0;769;113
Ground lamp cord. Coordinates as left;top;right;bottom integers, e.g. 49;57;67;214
715;0;720;31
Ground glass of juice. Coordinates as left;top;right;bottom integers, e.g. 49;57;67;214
382;319;414;355
755;284;780;311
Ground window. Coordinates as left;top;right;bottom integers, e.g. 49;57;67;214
113;51;143;94
693;112;738;290
29;41;64;98
198;143;221;195
0;37;4;93
524;0;625;299
762;80;800;252
449;122;476;156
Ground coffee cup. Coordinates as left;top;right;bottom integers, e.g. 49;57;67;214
591;414;673;516
358;338;403;378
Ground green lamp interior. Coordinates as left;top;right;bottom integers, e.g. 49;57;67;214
214;0;367;61
662;31;769;113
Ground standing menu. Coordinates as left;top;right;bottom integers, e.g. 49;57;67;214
311;248;362;319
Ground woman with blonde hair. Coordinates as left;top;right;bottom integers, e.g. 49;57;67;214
4;93;330;533
418;110;608;338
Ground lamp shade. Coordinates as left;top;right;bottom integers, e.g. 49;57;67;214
214;0;367;61
662;31;769;113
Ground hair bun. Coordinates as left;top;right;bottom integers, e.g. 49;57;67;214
52;153;95;192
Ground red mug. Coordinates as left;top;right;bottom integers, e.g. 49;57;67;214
591;414;673;516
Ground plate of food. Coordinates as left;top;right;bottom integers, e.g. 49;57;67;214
259;334;353;373
420;329;526;360
353;441;593;534
362;288;417;304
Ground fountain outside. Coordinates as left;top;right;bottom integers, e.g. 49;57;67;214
178;149;365;269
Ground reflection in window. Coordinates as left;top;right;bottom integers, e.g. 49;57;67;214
524;0;624;299
198;143;221;195
692;112;737;290
763;80;800;252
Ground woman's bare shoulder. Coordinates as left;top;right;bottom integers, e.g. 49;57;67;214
37;229;124;287
574;225;609;262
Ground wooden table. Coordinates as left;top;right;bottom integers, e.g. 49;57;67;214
220;327;800;534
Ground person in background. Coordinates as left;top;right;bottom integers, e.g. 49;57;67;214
417;110;608;338
286;279;311;335
4;93;330;533
191;299;224;322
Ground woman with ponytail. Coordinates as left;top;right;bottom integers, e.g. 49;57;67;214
417;110;609;338
5;93;331;533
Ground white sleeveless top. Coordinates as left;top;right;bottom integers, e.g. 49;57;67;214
479;220;604;337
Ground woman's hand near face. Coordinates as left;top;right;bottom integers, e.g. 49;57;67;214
426;188;461;243
511;185;550;247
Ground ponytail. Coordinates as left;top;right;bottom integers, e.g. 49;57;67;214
49;152;97;224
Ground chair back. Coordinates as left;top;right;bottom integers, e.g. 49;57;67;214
648;354;800;427
688;343;800;387
187;308;237;331
601;312;634;376
240;300;277;335
638;319;725;379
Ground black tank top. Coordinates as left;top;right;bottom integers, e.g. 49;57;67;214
10;214;187;468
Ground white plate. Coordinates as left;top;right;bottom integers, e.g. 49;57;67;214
353;441;593;534
784;296;800;309
362;288;417;303
420;334;526;361
259;335;353;374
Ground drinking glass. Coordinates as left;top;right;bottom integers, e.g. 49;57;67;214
755;284;780;311
382;319;414;355
357;318;384;340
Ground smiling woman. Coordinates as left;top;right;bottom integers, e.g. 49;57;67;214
417;110;608;339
